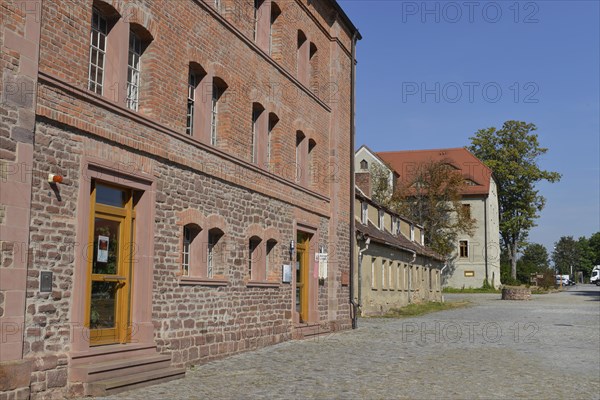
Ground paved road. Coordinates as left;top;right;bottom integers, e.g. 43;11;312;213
102;285;600;400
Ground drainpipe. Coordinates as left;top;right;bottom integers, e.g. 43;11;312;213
407;250;416;303
484;196;489;286
357;236;370;310
349;31;359;329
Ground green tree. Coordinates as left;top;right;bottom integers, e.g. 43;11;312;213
517;243;549;283
576;236;595;278
588;232;600;265
552;236;578;276
468;121;561;279
392;161;475;258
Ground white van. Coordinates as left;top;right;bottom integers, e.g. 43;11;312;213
591;266;600;286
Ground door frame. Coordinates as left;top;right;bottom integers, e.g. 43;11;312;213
71;160;155;353
293;223;319;324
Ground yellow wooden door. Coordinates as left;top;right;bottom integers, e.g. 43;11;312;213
86;182;135;345
296;234;309;322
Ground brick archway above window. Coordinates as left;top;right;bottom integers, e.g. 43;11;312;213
176;208;206;228
208;62;232;86
114;2;159;40
206;214;227;231
264;226;281;243
292;118;308;134
245;223;264;240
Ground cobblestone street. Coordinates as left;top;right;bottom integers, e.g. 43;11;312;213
99;286;600;400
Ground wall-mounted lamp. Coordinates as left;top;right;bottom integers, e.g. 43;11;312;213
48;173;63;184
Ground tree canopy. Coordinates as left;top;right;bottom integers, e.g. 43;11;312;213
468;121;561;279
517;243;550;283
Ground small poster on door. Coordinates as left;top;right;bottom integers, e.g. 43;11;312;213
97;235;109;262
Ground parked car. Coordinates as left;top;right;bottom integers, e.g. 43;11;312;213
555;275;570;286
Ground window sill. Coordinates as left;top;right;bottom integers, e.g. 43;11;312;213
179;277;229;286
246;280;281;288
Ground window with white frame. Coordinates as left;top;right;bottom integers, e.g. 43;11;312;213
251;105;262;164
207;229;223;279
381;259;386;289
126;30;142;111
361;202;368;224
389;261;394;290
182;225;192;276
371;257;376;289
410;224;415;241
186;71;197;135
88;7;108;94
378;210;384;230
211;83;220;145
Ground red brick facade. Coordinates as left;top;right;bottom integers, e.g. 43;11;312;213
0;0;359;398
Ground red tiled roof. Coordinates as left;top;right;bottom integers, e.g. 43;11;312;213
377;148;493;196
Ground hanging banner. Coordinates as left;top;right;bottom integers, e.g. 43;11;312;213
315;253;328;279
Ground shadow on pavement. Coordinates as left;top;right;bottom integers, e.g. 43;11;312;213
565;286;600;301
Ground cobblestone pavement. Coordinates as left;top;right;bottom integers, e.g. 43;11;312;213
100;285;600;400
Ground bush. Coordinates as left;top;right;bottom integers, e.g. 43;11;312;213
502;276;521;286
537;268;556;289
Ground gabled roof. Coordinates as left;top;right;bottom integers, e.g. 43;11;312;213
355;144;399;178
377;147;493;196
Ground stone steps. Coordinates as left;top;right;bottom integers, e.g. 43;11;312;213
86;367;186;396
293;323;330;340
69;344;185;396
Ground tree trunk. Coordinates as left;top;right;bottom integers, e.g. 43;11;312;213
510;245;518;280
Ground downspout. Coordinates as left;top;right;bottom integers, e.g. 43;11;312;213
407;250;416;303
484;196;489;285
357;236;370;312
349;31;359;329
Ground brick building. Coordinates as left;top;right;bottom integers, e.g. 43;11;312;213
0;0;360;397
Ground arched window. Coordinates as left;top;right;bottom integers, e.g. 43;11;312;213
308;138;316;186
181;224;201;277
126;24;153;111
266;238;277;278
295;131;306;183
269;2;282;58
211;77;228;146
88;2;119;95
360;159;368;170
186;62;207;136
309;42;318;93
267;112;279;166
297;30;308;85
251;103;265;164
248;236;262;281
207;228;224;279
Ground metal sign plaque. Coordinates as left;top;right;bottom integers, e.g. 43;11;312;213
40;271;53;292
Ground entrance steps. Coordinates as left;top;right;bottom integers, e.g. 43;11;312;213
293;323;331;340
70;344;185;396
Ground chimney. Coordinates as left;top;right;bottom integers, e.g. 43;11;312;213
355;171;372;198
